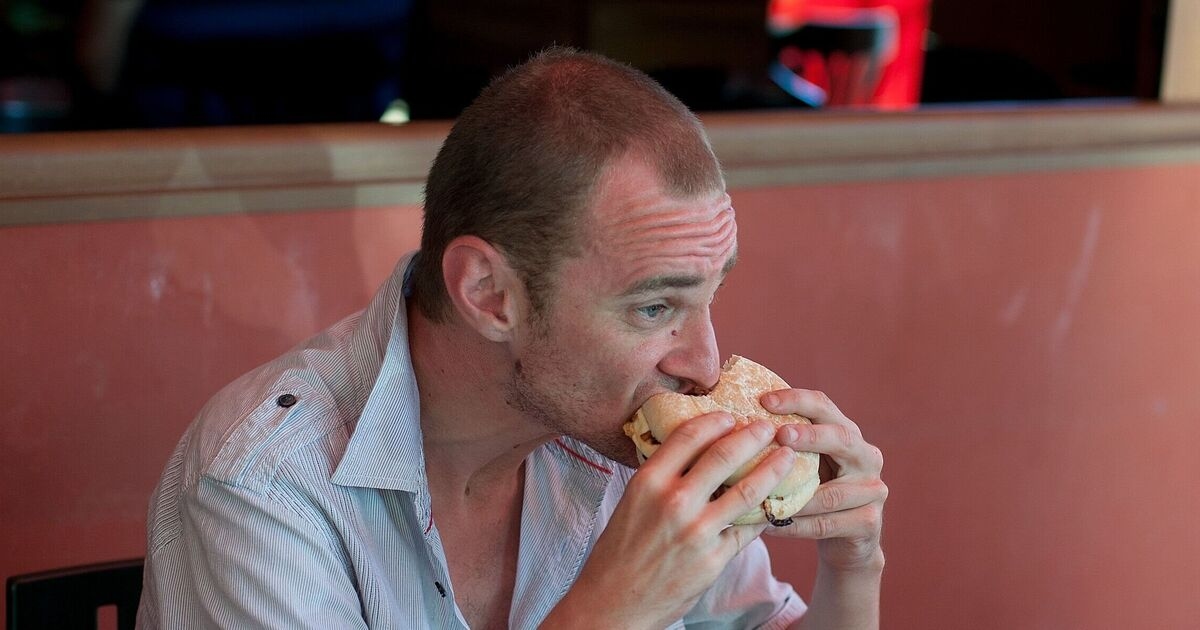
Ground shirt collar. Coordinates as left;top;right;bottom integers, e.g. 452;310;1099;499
331;251;427;492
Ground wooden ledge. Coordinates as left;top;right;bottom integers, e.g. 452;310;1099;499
4;103;1200;226
709;102;1200;187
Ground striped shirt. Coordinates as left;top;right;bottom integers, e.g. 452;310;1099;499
137;252;806;629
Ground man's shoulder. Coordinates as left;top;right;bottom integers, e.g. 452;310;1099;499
180;326;368;495
203;368;348;489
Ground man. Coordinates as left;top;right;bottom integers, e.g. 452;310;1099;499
138;47;886;629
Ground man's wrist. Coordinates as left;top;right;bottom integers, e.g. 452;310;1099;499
794;548;884;630
542;599;661;630
817;539;886;574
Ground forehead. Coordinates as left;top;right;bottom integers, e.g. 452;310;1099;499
576;153;737;291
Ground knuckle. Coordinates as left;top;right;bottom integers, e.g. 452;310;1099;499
661;487;692;519
673;419;709;443
677;525;714;559
869;444;884;470
771;447;797;474
813;515;836;539
731;480;763;508
726;526;751;552
833;424;855;450
862;503;885;530
811;390;835;413
707;440;740;470
819;485;845;511
625;469;659;496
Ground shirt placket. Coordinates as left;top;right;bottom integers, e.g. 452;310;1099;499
414;484;471;630
508;440;615;629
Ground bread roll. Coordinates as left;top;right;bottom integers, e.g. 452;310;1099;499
622;355;820;526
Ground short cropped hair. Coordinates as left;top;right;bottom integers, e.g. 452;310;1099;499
414;47;724;323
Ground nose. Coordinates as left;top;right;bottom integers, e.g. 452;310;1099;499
658;309;721;393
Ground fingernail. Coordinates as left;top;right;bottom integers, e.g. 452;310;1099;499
750;420;773;439
779;425;798;444
762;393;778;408
772;447;796;473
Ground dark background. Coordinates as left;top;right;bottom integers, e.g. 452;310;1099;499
0;0;1170;132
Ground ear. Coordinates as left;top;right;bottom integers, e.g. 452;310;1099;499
441;236;525;342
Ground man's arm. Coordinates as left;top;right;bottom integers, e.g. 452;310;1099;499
793;550;884;629
142;468;369;629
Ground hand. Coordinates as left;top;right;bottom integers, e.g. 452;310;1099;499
762;389;887;571
544;411;797;629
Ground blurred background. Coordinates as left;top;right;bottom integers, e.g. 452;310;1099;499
0;0;1172;132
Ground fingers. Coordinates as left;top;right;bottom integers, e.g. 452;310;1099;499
642;413;797;530
776;423;883;474
639;411;736;475
718;522;769;556
756;388;888;569
770;474;888;555
703;444;796;527
762;388;850;427
762;388;883;475
681;418;780;494
796;477;889;517
784;500;885;543
781;477;887;548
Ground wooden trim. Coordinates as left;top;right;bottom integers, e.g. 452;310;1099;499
5;103;1200;226
710;103;1200;186
0;123;445;226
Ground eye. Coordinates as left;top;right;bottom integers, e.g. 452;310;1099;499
636;304;671;320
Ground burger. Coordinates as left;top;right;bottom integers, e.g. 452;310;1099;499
623;355;820;526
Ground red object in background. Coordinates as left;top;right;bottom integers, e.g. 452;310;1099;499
768;0;931;108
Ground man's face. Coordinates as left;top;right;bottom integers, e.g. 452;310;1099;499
504;152;737;467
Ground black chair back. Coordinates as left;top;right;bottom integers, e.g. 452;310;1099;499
6;559;143;630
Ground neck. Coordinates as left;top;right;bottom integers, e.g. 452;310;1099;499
408;301;555;501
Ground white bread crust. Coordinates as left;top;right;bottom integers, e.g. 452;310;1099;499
622;356;821;525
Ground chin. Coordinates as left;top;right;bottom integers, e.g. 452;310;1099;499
604;442;641;469
569;429;640;469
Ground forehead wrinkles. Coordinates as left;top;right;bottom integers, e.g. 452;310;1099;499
596;202;737;270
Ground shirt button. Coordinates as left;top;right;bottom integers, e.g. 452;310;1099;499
276;393;297;408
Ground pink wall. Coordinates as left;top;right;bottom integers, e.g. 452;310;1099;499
3;163;1199;627
729;167;1200;628
0;206;424;609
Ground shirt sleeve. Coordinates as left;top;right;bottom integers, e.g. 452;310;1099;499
140;469;369;629
679;538;807;629
138;377;370;630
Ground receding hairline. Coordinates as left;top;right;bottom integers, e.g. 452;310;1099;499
413;46;726;322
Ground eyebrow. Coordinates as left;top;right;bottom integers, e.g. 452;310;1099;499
618;249;738;297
